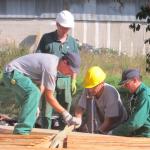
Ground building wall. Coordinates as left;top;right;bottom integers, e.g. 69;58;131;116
0;0;148;21
0;0;150;55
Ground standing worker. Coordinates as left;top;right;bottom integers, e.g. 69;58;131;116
2;52;81;135
113;69;150;137
36;10;79;128
75;66;128;134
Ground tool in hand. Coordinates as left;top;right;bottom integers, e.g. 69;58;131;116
49;125;74;148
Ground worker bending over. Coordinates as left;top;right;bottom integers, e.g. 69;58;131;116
2;52;81;135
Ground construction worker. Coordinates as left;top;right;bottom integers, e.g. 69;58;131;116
36;10;79;129
2;52;81;135
75;66;128;134
113;69;150;137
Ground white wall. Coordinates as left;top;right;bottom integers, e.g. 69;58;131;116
0;19;149;56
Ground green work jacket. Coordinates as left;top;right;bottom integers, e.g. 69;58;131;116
37;30;79;57
112;83;150;137
37;30;79;77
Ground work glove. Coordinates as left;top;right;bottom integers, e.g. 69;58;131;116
61;111;73;125
70;117;82;129
71;79;77;95
61;111;82;129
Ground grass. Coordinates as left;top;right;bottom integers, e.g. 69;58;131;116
0;45;29;72
77;49;149;88
0;45;150;118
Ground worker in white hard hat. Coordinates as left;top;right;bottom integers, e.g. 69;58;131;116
36;10;79;129
74;66;128;134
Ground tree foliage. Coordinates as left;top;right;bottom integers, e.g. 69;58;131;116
129;4;150;72
129;5;150;44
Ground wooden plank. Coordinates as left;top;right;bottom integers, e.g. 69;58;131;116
0;134;51;138
0;125;59;135
0;145;150;150
67;134;150;149
0;146;51;150
0;134;54;147
1;125;150;150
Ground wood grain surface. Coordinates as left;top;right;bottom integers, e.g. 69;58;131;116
0;125;150;150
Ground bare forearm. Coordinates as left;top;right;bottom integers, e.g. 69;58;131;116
72;73;77;80
75;106;84;118
99;117;119;133
45;90;65;113
100;122;113;133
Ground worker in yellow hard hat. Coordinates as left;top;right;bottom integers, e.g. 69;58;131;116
74;66;128;134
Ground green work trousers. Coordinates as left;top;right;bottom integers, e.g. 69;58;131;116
40;77;72;129
3;70;41;134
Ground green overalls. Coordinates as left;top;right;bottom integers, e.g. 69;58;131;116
112;83;150;137
37;31;79;128
3;70;41;134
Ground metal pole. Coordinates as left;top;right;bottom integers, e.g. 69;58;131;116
86;96;95;133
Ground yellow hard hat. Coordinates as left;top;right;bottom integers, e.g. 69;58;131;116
83;66;106;88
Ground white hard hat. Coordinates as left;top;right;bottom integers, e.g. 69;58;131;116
56;10;74;28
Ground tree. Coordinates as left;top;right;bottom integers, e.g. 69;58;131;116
129;5;150;44
129;5;150;72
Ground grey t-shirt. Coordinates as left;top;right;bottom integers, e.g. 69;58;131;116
78;83;128;126
4;53;59;91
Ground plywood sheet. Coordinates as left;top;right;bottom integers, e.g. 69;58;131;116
0;125;150;150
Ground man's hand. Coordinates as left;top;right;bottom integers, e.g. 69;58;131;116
61;111;82;128
61;111;73;125
71;79;77;95
95;129;105;134
70;117;82;129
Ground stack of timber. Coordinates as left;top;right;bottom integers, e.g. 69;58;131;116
0;125;150;150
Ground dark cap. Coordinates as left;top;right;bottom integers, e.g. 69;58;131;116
119;69;140;85
63;52;80;73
